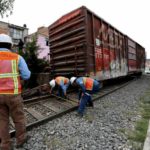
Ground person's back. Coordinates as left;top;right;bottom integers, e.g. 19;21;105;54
76;77;100;93
0;34;31;150
55;76;69;86
0;51;21;94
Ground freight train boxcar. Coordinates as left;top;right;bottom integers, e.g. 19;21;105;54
48;6;145;80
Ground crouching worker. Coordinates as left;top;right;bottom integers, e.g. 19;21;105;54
70;77;101;116
49;76;70;99
0;34;31;150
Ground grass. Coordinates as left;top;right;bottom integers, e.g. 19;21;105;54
119;89;150;150
119;88;150;150
128;119;148;143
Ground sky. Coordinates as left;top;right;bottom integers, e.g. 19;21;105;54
1;0;150;58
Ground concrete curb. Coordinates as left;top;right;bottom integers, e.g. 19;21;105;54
143;120;150;150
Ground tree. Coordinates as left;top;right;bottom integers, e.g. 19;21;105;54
19;36;49;88
0;0;15;17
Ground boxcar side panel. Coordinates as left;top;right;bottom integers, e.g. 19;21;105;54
49;7;88;77
127;38;137;72
119;34;128;76
136;44;145;72
85;11;96;77
102;22;110;79
88;11;128;80
93;16;104;80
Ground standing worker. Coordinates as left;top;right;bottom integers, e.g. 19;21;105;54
70;77;101;116
17;39;24;54
0;34;31;150
49;76;70;99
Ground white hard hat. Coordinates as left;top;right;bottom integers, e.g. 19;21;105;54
0;34;13;45
49;79;55;88
70;77;76;85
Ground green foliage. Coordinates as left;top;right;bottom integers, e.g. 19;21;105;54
128;119;148;143
126;89;150;149
0;0;15;17
19;36;49;88
20;36;49;72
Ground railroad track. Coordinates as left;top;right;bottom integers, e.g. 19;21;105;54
9;78;135;137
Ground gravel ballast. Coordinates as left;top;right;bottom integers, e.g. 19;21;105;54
14;75;150;150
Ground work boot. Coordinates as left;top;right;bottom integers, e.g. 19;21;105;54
87;101;94;108
64;96;70;100
0;146;14;150
75;112;83;117
57;97;61;100
16;135;30;148
0;143;14;150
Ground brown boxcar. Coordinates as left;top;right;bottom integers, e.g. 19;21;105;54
48;6;145;80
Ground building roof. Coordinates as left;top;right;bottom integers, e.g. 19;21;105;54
27;26;49;39
37;26;48;36
0;21;28;30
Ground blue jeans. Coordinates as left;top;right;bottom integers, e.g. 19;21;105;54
77;82;100;115
57;83;69;98
57;86;64;97
77;93;92;115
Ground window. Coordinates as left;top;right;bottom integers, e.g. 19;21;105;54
46;38;49;46
9;28;23;39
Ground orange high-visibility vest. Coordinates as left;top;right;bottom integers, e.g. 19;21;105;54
0;51;21;94
55;76;69;85
83;77;94;91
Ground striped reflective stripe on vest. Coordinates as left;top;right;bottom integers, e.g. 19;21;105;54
83;77;93;91
12;59;19;94
0;73;19;78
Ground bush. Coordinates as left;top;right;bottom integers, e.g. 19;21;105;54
19;36;49;89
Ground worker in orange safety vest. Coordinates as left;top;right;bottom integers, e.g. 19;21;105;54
0;34;31;150
49;76;70;99
70;77;101;116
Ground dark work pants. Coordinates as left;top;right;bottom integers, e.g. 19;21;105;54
0;94;26;150
77;83;100;115
58;87;64;98
78;93;92;115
